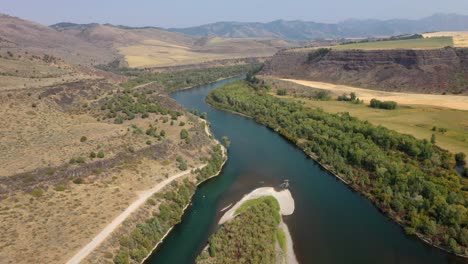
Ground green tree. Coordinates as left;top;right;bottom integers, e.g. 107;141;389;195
221;136;231;148
180;129;189;139
455;152;466;166
431;134;436;144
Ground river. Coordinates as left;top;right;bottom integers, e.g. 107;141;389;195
146;77;467;264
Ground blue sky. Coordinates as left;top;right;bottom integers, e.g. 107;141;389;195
1;0;468;28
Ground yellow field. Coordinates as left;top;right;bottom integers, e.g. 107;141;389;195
281;79;468;111
118;37;288;68
423;31;468;47
118;42;228;68
266;78;468;155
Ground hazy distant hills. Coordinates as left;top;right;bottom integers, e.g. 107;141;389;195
169;13;468;40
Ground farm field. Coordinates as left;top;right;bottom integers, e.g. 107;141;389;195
423;31;468;47
331;36;453;50
118;37;289;68
265;78;468;155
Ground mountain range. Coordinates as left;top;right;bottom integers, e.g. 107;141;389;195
168;13;468;40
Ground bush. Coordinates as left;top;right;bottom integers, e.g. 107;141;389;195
89;152;96;158
276;89;287;96
80;136;87;142
73;178;84;184
97;150;105;158
370;99;397;110
179;121;186;126
160;130;166;137
180;129;189;139
54;185;67;192
455;152;466;166
31;188;44;198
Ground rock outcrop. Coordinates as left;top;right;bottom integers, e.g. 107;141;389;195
262;47;468;94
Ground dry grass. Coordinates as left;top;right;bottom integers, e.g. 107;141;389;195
118;37;289;68
0;56;97;91
0;73;216;263
423;31;468;47
266;77;468;155
0;156;204;264
280;78;468;111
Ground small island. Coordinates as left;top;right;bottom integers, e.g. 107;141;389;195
197;187;298;264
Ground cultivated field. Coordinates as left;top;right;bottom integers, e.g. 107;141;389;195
423;31;468;47
118;37;289;68
281;79;468;110
331;36;453;50
266;78;468;155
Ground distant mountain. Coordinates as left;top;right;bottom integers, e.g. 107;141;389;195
169;13;468;40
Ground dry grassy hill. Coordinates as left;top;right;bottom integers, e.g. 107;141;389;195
52;23;293;68
0;14;118;65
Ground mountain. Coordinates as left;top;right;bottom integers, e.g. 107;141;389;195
169;13;468;40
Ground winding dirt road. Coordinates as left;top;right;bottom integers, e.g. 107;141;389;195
66;164;206;264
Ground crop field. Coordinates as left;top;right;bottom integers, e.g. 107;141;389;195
265;78;468;155
118;37;287;68
332;36;453;50
423;31;468;47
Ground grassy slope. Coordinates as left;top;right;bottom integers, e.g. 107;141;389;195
332;37;453;50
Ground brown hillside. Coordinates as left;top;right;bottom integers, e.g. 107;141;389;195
0;14;117;65
262;47;468;95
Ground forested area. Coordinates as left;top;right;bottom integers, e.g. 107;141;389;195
197;196;282;264
119;64;262;91
207;81;468;255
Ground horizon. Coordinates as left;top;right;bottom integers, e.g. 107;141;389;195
1;0;468;28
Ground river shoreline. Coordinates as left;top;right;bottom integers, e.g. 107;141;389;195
141;121;228;264
207;100;468;259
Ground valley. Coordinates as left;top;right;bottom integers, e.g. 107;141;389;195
0;6;467;264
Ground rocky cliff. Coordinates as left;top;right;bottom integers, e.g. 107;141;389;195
262;47;468;94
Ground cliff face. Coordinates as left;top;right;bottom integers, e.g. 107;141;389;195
262;47;468;94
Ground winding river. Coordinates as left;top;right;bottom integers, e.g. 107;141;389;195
146;77;467;264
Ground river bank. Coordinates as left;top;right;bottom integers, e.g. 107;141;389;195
147;76;466;264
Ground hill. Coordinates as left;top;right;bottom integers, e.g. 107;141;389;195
169;13;468;40
0;14;117;65
51;22;292;68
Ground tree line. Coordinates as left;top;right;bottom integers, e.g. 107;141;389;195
207;80;467;255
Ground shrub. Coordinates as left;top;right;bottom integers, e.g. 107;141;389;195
97;150;105;158
146;140;152;145
31;188;44;198
80;136;87;142
455;152;466;166
89;152;96;158
180;129;189;139
73;178;84;184
54;185;67;192
179;121;185;126
276;89;287;96
160;130;166;137
369;98;397;110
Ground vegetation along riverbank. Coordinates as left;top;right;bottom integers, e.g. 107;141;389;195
206;80;468;257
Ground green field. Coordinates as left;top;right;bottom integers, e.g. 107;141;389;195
333;37;453;50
